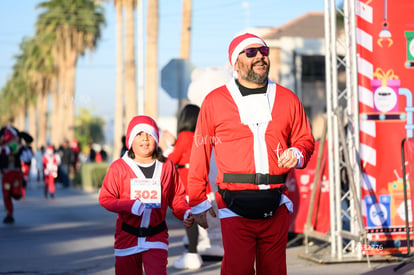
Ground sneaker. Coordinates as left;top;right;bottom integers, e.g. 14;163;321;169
3;215;14;224
173;252;203;270
198;244;224;257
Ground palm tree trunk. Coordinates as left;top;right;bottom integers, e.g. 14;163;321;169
113;0;125;160
37;88;48;148
51;67;62;147
145;0;159;119
64;51;78;142
15;107;25;130
28;103;36;146
124;0;137;122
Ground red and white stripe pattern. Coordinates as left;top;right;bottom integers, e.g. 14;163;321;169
356;1;377;218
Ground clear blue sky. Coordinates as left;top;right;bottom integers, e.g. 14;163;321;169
0;0;324;141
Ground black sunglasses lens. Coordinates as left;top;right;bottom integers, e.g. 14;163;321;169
244;46;269;57
245;48;258;57
259;46;269;56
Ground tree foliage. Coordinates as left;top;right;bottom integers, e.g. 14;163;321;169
74;107;105;153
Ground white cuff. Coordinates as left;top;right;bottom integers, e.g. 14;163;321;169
191;200;212;215
162;144;174;157
280;194;294;213
288;147;304;168
131;200;145;216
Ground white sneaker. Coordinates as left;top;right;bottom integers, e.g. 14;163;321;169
173;252;203;270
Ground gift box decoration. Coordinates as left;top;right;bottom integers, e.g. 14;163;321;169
371;68;400;113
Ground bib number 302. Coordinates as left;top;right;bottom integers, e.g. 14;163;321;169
134;190;157;200
130;178;161;208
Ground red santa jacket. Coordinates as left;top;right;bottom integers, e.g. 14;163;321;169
187;79;315;215
167;131;193;188
168;131;213;195
99;156;190;256
43;154;59;178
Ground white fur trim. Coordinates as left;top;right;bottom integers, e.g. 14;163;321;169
288;147;304;168
128;124;159;148
191;200;212;215
230;37;266;67
131;200;145;215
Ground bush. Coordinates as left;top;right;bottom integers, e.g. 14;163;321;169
79;162;110;191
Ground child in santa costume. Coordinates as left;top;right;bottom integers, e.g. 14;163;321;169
0;126;25;224
160;104;206;270
42;146;59;198
99;115;194;275
187;33;315;275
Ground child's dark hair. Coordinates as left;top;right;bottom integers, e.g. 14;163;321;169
177;104;200;135
127;147;167;162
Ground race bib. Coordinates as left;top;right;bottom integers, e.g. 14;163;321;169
130;178;161;208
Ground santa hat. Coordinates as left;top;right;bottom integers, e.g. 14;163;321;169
228;33;267;68
126;115;159;149
46;146;54;156
2;126;19;143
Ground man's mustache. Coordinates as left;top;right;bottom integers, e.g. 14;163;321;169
251;59;268;67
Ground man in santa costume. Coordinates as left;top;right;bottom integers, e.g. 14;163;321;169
99;115;193;275
187;33;315;275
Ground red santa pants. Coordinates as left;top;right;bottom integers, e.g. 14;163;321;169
220;205;289;275
1;171;23;216
115;248;168;275
44;175;56;195
21;163;30;197
1;184;13;216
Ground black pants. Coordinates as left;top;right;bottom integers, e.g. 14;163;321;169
186;223;199;253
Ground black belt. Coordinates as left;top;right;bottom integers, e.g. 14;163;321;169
223;173;288;185
122;221;167;237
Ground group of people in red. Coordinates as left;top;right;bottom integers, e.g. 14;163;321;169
99;32;315;275
0;122;80;224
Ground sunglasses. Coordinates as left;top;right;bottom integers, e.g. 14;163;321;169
239;46;270;58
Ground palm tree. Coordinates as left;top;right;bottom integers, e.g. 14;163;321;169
18;36;55;148
0;59;30;130
113;0;125;160
36;0;106;144
0;77;24;127
124;0;137;122
144;0;159;118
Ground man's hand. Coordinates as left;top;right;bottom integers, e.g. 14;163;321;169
278;149;299;168
193;207;216;229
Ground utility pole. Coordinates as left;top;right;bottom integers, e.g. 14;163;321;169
178;0;192;110
137;0;144;115
180;0;192;59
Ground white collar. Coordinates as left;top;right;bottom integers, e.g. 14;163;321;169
226;78;276;125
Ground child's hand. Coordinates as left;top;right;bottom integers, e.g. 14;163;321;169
183;213;194;228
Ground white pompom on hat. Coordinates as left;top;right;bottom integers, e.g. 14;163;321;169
126;115;160;149
228;33;267;68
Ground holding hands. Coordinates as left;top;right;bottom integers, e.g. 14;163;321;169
183;213;195;228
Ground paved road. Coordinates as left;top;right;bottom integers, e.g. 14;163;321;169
1;182;414;275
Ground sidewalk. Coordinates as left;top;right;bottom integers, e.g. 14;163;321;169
0;182;413;274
